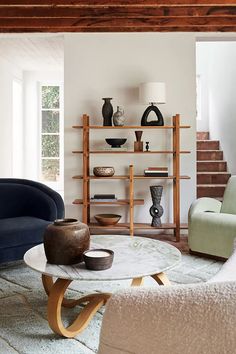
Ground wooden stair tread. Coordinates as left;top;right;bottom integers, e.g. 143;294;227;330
197;140;219;143
197;184;227;187
197;172;230;174
197;160;226;163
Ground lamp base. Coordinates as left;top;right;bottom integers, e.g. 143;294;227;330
141;104;164;126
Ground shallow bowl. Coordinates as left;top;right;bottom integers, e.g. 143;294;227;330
94;213;121;226
105;138;127;148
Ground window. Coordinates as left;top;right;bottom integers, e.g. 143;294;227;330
39;84;63;193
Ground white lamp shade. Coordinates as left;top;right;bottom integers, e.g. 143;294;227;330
139;82;166;104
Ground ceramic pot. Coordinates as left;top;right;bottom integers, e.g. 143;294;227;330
44;218;90;265
102;98;113;126
113;106;125;126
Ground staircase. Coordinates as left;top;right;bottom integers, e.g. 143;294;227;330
197;132;231;199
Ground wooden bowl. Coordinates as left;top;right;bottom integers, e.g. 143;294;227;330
94;214;121;226
83;248;114;270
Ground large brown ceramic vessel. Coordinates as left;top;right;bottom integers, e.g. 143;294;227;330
44;218;90;265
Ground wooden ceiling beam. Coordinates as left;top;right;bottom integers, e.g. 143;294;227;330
0;1;235;6
0;16;235;27
1;26;236;33
0;6;235;18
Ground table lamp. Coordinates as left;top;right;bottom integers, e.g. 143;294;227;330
139;82;166;126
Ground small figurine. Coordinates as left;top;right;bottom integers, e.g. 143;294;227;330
145;141;150;152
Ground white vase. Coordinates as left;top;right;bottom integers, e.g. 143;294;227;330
113;106;125;126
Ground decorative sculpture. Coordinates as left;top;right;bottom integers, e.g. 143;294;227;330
149;185;164;227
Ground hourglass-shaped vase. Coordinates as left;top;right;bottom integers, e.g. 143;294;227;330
102;98;113;126
134;130;143;151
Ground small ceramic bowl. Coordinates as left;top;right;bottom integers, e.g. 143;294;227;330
93;166;115;177
83;249;114;270
94;214;121;226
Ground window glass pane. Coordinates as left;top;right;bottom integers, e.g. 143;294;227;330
42;111;59;133
42;159;59;182
42;135;59;157
42;86;60;109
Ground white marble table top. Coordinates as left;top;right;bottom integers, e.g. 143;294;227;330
24;235;181;281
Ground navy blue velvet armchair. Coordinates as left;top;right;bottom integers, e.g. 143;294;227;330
0;178;64;263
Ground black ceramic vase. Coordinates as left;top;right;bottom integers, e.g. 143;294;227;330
149;186;164;227
102;98;113;126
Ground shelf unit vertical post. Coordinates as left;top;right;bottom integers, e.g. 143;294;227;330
82;114;90;224
173;114;180;242
129;165;134;236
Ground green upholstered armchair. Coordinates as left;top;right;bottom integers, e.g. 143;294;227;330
188;176;236;259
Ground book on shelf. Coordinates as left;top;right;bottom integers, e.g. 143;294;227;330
144;168;168;177
90;198;118;202
146;167;168;171
93;194;116;199
144;172;169;177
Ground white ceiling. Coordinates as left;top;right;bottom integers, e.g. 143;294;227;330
0;35;63;71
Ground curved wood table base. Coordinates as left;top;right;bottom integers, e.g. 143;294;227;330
41;272;170;338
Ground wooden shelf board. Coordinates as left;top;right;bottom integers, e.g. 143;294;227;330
72;150;190;154
73;199;144;205
73;175;129;180
72;175;191;180
73;125;191;129
88;223;188;230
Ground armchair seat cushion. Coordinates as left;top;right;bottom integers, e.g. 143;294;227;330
0;216;51;249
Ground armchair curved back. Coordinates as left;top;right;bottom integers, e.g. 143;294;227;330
221;176;236;215
0;178;64;221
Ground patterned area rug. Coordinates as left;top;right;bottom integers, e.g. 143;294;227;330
0;253;223;354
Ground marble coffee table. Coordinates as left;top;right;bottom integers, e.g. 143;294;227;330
24;235;181;338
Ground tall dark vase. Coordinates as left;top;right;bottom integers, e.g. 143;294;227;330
102;98;113;126
149;185;164;227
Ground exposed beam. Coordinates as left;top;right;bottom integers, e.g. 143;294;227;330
0;0;235;6
1;26;236;33
0;6;235;18
0;16;235;27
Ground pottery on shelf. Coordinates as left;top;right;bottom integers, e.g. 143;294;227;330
102;98;113;126
83;249;114;270
93;166;115;177
105;138;127;148
134;130;143;152
113;106;125;126
94;214;121;226
43;218;90;265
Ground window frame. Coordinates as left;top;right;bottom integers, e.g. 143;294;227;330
38;81;64;193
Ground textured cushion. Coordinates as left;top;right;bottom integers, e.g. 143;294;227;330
0;216;50;249
98;281;236;354
221;176;236;215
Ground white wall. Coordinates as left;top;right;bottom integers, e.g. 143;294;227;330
197;41;236;175
0;57;22;177
64;33;196;224
23;70;63;180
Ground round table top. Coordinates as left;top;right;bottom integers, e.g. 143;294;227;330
24;235;181;281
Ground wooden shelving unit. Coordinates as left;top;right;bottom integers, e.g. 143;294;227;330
72;114;191;242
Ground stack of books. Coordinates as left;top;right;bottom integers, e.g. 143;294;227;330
90;194;117;202
144;167;168;177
